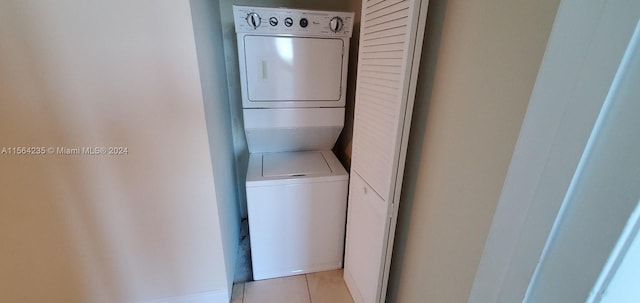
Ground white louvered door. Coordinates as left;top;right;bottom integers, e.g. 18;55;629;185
343;0;429;302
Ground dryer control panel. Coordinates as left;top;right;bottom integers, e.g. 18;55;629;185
233;5;354;38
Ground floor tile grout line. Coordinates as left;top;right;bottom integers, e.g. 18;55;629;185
305;274;313;303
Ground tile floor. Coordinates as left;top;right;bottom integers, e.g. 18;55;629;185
231;269;354;303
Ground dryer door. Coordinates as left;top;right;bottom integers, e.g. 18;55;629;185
241;35;346;107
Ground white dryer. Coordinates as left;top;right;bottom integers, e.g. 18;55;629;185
233;5;354;280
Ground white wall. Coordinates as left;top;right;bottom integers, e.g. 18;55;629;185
0;1;233;302
386;0;559;302
190;0;240;298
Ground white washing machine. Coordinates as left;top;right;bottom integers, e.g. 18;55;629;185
233;5;354;280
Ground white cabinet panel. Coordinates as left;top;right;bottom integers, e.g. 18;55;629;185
344;172;388;303
247;180;348;280
344;0;429;302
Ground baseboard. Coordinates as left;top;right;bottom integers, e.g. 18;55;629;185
141;289;228;303
253;262;343;281
343;268;364;303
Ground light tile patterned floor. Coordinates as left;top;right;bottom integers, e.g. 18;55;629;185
231;269;354;303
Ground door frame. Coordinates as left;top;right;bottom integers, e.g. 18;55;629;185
468;0;640;302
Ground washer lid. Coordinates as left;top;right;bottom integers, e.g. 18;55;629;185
263;151;331;177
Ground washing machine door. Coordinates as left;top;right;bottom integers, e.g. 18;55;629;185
240;35;346;107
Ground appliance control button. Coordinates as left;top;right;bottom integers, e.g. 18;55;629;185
246;12;261;29
269;17;278;26
299;18;309;28
284;17;293;27
329;16;343;32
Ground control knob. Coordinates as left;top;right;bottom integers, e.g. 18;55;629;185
284;17;294;27
246;12;261;29
330;16;343;33
300;18;309;28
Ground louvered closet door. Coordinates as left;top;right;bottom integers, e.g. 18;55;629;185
343;0;428;303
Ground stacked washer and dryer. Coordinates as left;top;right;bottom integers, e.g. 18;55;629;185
233;6;354;280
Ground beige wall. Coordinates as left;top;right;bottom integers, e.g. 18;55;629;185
0;1;234;302
387;0;560;302
218;0;361;218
